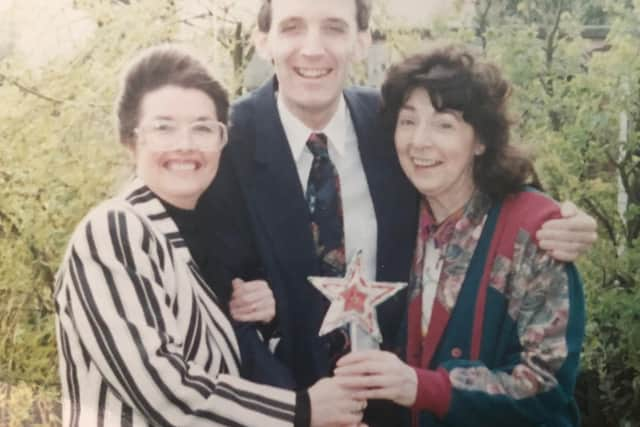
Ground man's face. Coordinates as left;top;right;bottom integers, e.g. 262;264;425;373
257;0;370;127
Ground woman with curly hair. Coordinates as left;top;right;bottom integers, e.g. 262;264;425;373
336;44;585;427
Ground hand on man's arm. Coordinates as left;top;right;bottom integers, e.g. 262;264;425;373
229;278;276;324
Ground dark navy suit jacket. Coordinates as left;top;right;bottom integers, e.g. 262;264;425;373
199;78;418;425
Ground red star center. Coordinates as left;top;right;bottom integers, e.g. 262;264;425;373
308;249;408;342
340;282;367;313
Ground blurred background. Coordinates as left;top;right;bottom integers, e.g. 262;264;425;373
0;0;638;425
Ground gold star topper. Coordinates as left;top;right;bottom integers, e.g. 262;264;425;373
308;250;407;343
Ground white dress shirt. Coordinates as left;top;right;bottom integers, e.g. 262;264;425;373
277;94;378;282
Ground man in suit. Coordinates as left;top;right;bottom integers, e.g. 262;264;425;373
198;0;597;423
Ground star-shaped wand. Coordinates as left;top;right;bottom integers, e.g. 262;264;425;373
308;249;407;349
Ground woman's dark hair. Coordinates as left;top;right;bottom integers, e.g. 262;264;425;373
116;45;229;146
380;44;539;200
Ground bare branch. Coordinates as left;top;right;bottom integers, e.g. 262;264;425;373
28;243;55;295
545;6;564;70
538;74;554;97
179;13;212;27
475;0;494;50
0;73;110;110
1;205;54;293
618;165;633;201
218;37;231;50
0;210;20;238
0;73;63;105
581;197;618;246
243;45;255;63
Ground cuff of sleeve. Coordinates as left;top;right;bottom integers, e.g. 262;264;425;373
294;390;311;427
412;367;452;419
259;316;280;340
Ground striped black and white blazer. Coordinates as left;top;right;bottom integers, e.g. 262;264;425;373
55;178;297;426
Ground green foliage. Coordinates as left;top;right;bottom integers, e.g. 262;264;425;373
0;0;251;397
0;382;61;426
472;1;640;424
0;0;179;389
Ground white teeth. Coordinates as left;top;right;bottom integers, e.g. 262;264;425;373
167;161;197;171
413;158;439;167
296;67;331;78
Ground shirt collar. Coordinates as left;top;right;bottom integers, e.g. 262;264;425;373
418;190;492;247
277;93;348;161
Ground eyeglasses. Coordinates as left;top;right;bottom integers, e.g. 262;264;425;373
134;119;227;152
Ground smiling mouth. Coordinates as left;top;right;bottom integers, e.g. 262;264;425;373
294;67;332;79
164;160;202;172
412;158;442;168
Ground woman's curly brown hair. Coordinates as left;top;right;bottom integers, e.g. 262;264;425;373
380;44;540;201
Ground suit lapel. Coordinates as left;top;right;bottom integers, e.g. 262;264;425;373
247;80;316;277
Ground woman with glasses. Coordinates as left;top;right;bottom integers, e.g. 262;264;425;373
54;45;366;427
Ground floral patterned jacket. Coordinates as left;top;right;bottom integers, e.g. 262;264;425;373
405;190;585;427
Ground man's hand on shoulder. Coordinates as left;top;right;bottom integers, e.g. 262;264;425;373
537;200;598;262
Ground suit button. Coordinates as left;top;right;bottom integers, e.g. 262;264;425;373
451;347;462;358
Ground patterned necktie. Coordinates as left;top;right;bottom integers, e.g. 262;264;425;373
305;132;346;277
306;132;350;366
306;133;351;370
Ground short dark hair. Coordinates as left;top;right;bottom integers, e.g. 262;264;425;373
257;0;372;33
116;45;229;146
380;44;538;201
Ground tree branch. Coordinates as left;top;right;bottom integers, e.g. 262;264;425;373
475;0;494;50
28;244;55;296
243;45;255;63
0;210;20;238
538;74;554;97
545;3;564;70
179;13;212;27
217;37;231;50
618;163;632;202
581;197;618;246
0;73;109;110
0;73;63;105
0;209;54;294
